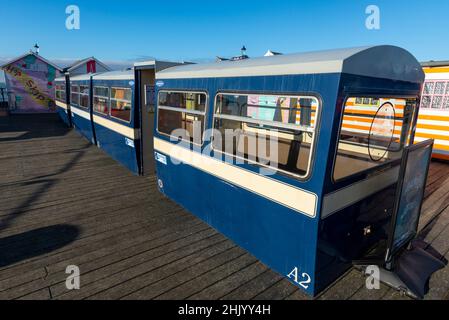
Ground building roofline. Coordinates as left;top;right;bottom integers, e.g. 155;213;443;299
0;51;63;71
65;57;111;72
421;60;449;68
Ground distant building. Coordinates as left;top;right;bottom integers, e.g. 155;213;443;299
264;50;283;57
63;57;110;76
421;60;449;68
1;51;63;113
0;53;111;114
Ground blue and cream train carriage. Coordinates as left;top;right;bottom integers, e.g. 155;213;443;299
153;46;425;296
91;70;140;174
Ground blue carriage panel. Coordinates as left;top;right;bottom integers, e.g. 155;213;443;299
153;46;425;297
91;71;140;174
70;75;95;144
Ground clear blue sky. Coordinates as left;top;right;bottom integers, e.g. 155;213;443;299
1;0;449;63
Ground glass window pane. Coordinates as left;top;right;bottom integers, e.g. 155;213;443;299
159;91;206;112
94;87;109;97
70;84;79;106
94;97;109;114
80;85;89;95
443;97;449;110
446;82;449;95
56;91;65;101
421;96;431;109
80;94;89;108
94;87;109;114
431;96;443;109
213;93;319;178
111;99;131;121
435;82;445;95
158;109;204;143
110;88;132;121
423;82;434;95
111;88;132;102
216;94;318;129
334;97;417;181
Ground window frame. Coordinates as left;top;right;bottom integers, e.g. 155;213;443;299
156;89;209;146
331;94;419;184
93;86;110;116
110;86;133;123
55;83;66;103
78;85;90;110
211;91;321;181
70;84;80;107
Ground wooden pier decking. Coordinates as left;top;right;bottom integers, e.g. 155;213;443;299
0;114;449;300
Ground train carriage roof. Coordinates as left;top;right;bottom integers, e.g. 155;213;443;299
69;73;95;81
157;45;424;83
92;70;134;81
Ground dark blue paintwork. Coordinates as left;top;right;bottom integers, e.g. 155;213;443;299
154;71;422;296
56;104;70;127
91;78;140;175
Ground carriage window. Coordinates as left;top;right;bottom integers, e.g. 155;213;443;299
333;97;417;181
111;87;132;122
158;91;207;144
55;84;66;102
71;85;80;106
421;80;449;109
213;93;319;178
79;85;89;109
93;87;109;115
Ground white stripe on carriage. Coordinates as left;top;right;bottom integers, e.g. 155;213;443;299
415;128;449;137
415;136;449;146
415;119;449;125
321;166;400;219
70;106;90;120
422;73;449;80
154;137;318;218
55;100;68;110
418;109;449;116
92;114;137;139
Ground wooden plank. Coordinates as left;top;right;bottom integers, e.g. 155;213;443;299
154;254;257;300
55;232;225;300
88;240;237;300
188;262;268;300
123;247;245;300
318;269;365;300
221;270;284;300
251;279;297;300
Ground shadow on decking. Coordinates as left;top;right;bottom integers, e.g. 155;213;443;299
0;145;90;233
0;224;80;268
0;114;70;142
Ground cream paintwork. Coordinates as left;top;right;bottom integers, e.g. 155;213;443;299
154;137;318;218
